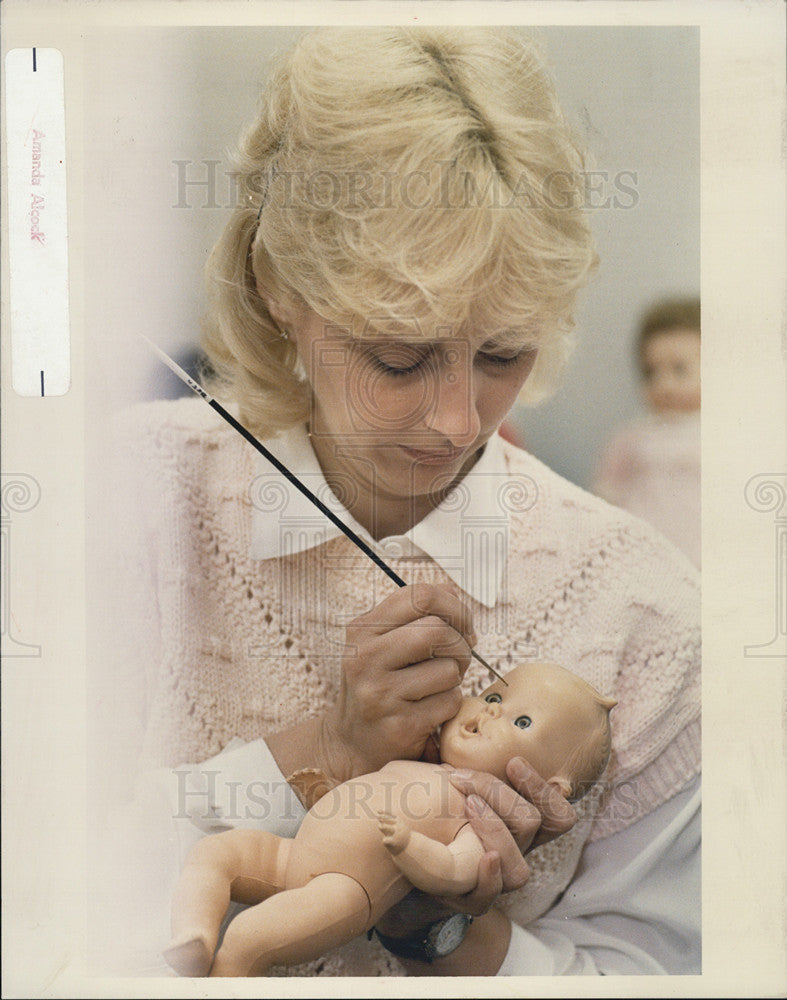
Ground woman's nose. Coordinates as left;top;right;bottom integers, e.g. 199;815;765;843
424;345;481;447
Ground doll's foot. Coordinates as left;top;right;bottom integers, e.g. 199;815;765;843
163;934;213;977
377;810;410;855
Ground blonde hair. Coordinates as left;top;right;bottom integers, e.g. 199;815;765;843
202;26;598;438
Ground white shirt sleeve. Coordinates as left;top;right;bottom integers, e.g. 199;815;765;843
497;776;701;975
160;736;306;840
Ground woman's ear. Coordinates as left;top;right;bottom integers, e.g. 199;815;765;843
546;776;573;800
251;257;297;332
256;282;293;331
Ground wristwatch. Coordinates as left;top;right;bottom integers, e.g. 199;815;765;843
372;913;473;963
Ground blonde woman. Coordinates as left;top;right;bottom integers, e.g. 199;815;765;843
111;26;700;977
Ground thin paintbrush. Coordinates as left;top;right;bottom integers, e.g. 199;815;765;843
143;336;507;685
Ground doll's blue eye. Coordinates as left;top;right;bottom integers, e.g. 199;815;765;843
514;715;532;729
484;693;502;704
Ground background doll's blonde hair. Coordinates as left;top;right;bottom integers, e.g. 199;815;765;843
202;26;598;438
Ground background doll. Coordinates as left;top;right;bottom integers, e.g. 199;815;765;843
592;298;701;567
164;662;616;978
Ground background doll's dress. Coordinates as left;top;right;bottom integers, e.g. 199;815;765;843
593;411;700;568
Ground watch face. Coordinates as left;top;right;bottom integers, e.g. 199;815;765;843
432;914;471;956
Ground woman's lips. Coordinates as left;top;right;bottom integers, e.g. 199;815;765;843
399;444;466;466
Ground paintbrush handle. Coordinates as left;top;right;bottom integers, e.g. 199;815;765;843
215;399;410;590
143;338;506;684
143;337;409;586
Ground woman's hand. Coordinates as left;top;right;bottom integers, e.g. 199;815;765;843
267;582;475;786
320;582;477;781
441;755;578;910
374;755;577;971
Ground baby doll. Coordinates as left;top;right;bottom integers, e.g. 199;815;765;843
164;661;616;977
593;297;701;567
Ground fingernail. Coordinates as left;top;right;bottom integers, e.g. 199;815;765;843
450;768;473;780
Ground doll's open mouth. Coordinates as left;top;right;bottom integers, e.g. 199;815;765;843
461;721;481;736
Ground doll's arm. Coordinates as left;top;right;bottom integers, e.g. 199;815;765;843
377;811;484;896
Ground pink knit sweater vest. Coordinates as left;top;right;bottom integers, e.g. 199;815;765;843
108;398;700;977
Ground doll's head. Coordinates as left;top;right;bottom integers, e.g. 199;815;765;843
637;297;701;415
439;662;616;800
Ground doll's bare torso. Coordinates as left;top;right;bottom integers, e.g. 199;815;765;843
284;760;469;923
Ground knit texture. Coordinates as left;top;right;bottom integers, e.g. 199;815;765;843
107;397;700;977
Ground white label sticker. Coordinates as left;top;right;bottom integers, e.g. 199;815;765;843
5;48;71;397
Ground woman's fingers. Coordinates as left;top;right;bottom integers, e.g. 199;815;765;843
363;618;471;677
406;687;464;737
505;757;577;846
348;583;477;649
447;769;542;852
332;583;475;775
395;657;462;701
445;758;578;890
463;795;532;892
435;851;509;916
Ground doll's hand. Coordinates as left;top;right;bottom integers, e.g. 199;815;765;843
377;810;411;855
322;583;476;781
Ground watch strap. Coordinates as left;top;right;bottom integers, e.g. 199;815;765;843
372;913;473;963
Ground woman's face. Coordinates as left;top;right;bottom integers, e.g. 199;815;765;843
291;308;537;507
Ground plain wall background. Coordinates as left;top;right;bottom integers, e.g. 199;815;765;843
85;25;699;490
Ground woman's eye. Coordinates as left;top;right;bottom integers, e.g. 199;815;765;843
368;345;430;377
484;693;502;704
514;715;532;729
478;349;530;369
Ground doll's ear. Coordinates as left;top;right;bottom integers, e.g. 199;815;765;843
546;776;573;800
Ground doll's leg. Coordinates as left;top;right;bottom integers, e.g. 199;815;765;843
378;811;483;896
209;872;370;977
165;828;290;977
